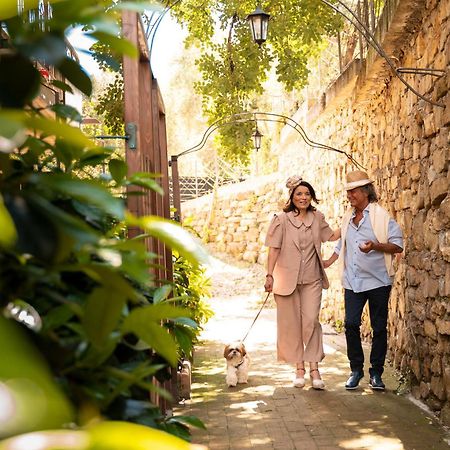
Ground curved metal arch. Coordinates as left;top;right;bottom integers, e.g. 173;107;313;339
145;0;182;70
176;111;366;170
321;0;444;108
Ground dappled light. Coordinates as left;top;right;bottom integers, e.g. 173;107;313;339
175;250;450;449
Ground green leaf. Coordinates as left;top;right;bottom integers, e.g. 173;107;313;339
168;415;207;430
126;303;191;323
33;173;125;220
127;214;209;267
57;57;92;96
41;305;75;332
83;287;126;349
51;104;82;123
122;318;179;367
4;194;59;262
50;79;74;94
91;32;138;58
127;178;164;194
109;159;128;184
172;327;194;357
18;34;67;66
111;2;163;13
0;316;74;437
24;114;94;148
173;317;198;329
0;53;41;107
153;285;172;304
0;115;26;153
0;194;17;248
122;304;191;366
76;147;113;169
27;195;100;256
72;264;140;302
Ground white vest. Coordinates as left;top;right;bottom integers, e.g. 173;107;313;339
338;203;394;284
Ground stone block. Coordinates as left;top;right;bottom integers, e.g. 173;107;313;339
409;161;422;181
419;381;431;399
426;396;443;412
441;404;450;427
420;139;430;158
411;358;421;380
440;230;450;262
431;376;447;400
227;242;245;256
444;366;450;400
431;355;443;374
398;189;412;210
412;188;425;214
432;260;447;277
236;226;248;233
421;276;440;298
412;384;421;399
430;176;448;206
412;302;426;321
437;320;450;335
424;320;437;338
242;251;257;263
424;227;439;252
411;211;426;250
439;265;450;296
406;267;420;286
431;148;449;173
406;287;417;303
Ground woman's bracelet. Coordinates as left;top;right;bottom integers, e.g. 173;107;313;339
265;274;273;278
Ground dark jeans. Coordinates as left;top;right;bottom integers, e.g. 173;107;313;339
344;286;391;376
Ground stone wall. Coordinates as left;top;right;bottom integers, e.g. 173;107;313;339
183;0;449;422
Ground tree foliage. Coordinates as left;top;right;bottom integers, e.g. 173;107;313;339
170;0;342;164
0;0;209;446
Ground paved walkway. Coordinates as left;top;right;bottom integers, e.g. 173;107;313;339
175;253;450;449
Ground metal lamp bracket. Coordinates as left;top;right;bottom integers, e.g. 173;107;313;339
94;122;137;150
125;122;137;149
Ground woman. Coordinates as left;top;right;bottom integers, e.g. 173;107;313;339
264;176;340;389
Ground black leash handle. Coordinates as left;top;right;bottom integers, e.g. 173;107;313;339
241;291;271;342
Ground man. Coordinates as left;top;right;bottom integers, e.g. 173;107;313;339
324;170;403;390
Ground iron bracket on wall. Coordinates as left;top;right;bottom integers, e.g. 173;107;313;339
94;122;137;149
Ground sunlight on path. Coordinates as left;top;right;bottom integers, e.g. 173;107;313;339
177;249;450;450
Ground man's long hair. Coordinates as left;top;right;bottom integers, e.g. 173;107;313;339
361;183;379;202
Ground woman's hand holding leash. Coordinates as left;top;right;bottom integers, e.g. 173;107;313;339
264;274;273;292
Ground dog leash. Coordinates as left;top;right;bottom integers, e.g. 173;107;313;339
241;291;271;342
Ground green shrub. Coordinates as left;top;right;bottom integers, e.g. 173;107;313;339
0;0;208;444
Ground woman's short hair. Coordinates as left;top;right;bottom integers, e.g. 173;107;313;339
283;181;319;213
361;183;379;202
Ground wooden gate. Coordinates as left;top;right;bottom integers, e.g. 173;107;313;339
122;11;176;411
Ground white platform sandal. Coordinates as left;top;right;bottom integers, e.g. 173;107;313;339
310;368;325;390
293;368;306;388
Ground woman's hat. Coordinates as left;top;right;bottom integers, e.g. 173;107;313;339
286;175;302;195
344;170;373;191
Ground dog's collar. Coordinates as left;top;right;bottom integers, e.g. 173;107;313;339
234;359;245;369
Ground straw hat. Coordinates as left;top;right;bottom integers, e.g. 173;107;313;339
344;170;373;191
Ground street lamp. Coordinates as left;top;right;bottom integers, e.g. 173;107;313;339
252;126;263;151
246;5;270;46
246;1;444;107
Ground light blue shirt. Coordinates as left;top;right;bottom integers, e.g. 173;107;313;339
335;206;403;293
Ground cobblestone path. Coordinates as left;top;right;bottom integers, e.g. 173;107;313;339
175;251;450;450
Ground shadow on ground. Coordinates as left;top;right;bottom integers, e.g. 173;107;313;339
175;252;450;450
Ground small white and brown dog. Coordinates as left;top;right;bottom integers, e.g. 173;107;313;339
223;341;250;387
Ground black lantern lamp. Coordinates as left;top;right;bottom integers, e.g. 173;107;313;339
246;5;270;46
252;126;263;151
